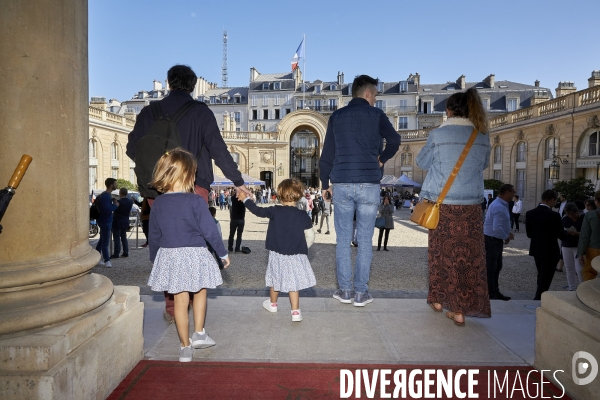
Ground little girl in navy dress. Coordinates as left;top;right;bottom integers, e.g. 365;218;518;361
238;178;316;321
147;148;230;362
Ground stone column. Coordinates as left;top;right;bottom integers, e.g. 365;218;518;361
0;1;143;398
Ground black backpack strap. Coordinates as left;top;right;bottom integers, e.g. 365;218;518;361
150;101;164;120
171;101;199;124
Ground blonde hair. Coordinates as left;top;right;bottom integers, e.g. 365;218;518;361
277;178;304;203
150;147;196;193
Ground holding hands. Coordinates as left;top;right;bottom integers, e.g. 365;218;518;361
236;190;248;202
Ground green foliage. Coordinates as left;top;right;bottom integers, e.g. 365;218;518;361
552;177;595;202
484;179;504;191
115;179;138;192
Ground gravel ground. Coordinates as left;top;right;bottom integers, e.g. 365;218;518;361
90;205;568;299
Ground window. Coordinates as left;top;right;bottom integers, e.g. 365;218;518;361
263;109;269;120
422;101;432;114
273;82;281;90
286;108;291;115
517;142;526;162
251;96;256;106
275;109;280;119
398;117;408;130
286;94;291;103
399;99;408;111
89;166;97;191
275;95;280;106
493;146;502;163
315;85;321;94
89;140;97;159
377;82;384;92
401;153;412;165
331;84;337;90
544;168;554;190
482;99;490;110
517;170;526;198
375;100;384;109
235;96;241;104
252;110;257;120
545;137;557;160
589;131;599;156
329;99;337;109
314;100;321;111
263;95;268;106
507;98;518;112
210;96;216;104
297;100;304;109
234;112;241;123
399;81;408;92
262;83;269;90
494;170;501;181
111;143;119;160
111;168;118;179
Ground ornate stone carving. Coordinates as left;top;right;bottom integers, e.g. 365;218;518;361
516;130;524;141
588;115;600;128
493;135;500;144
545;124;555;136
260;151;273;164
402;145;411;152
91;128;97;138
113;133;118;142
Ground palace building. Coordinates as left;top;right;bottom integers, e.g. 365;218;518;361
88;68;600;213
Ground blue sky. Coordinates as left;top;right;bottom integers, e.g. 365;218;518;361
89;0;599;101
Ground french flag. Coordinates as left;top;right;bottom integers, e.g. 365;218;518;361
291;39;304;71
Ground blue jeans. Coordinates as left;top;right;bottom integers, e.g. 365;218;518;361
96;222;112;262
333;183;379;293
112;226;129;256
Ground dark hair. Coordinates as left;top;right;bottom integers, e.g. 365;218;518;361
541;190;558;201
105;178;117;188
498;184;514;195
574;200;585;211
446;88;489;134
585;199;597;210
119;188;128;196
352;75;378;98
208;206;217;217
167;65;197;92
514;195;520;200
564;202;579;214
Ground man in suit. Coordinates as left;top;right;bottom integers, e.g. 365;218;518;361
526;190;569;300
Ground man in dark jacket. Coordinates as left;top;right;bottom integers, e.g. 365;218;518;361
320;75;400;307
526;189;570;300
95;178;118;267
228;188;246;252
111;188;133;259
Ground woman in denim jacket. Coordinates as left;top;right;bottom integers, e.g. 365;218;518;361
416;88;491;326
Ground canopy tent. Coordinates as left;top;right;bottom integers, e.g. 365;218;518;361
210;174;265;187
396;174;422;188
379;175;398;187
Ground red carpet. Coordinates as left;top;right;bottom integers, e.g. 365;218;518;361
108;361;570;399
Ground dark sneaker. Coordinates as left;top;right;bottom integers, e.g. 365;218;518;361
333;289;353;304
325;231;330;234
110;254;120;259
317;229;321;233
122;253;128;258
179;344;193;362
353;292;373;307
191;330;216;349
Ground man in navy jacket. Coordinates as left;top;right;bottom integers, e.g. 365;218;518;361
320;75;400;307
111;188;133;258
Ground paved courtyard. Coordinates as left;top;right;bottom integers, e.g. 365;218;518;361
91;205;568;300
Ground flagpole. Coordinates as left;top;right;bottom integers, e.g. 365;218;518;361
302;33;305;109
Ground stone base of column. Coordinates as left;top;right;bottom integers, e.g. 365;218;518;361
0;285;144;400
535;291;600;400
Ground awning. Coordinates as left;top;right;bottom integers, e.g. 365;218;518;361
380;175;398;186
396;174;422;188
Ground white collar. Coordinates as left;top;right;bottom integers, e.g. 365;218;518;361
438;117;475;129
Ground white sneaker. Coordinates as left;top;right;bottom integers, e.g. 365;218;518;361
291;310;302;322
97;259;105;266
263;299;278;313
104;261;112;268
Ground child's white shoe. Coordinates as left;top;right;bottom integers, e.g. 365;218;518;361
263;299;277;313
291;310;302;322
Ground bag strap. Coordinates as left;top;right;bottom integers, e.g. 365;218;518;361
150;101;163;120
436;127;479;204
171;100;199;124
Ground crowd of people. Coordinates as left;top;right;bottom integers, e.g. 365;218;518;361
91;66;598;362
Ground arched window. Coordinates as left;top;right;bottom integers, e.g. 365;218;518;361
589;131;600;156
89;140;97;159
545;137;557;160
516;142;526;162
401;153;412;166
493;145;502;163
111;142;119;160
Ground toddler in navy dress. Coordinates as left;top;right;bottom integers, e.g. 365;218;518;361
147;148;230;362
238;178;316;321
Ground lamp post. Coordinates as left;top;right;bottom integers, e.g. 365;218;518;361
548;153;569;181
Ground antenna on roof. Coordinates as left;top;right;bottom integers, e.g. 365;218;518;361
222;30;228;88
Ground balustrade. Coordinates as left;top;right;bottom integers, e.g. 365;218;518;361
539;98;566;116
513;108;533;123
579;86;600;106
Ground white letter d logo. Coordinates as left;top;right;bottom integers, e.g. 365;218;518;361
572;351;598;386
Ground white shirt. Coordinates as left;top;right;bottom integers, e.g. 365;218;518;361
512;200;522;214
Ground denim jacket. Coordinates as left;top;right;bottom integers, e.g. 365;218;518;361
416;118;491;205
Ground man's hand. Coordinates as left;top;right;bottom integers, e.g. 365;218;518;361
237;190;248;202
221;257;230;269
509;233;515;241
378;156;384;168
235;184;251;198
579;255;585;265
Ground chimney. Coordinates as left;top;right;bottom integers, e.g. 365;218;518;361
456;75;466;90
341;72;344;85
555;81;577;97
90;97;107;110
153;80;162;91
589;70;600;88
531;89;551;105
535;80;540;87
337;71;344;85
408;73;420;89
250;67;259;82
484;74;495;89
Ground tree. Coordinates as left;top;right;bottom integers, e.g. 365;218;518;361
115;179;138;192
484;179;504;191
552;177;595;202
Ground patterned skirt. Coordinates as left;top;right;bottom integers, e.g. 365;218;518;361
266;251;316;292
148;247;223;294
427;204;491;318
